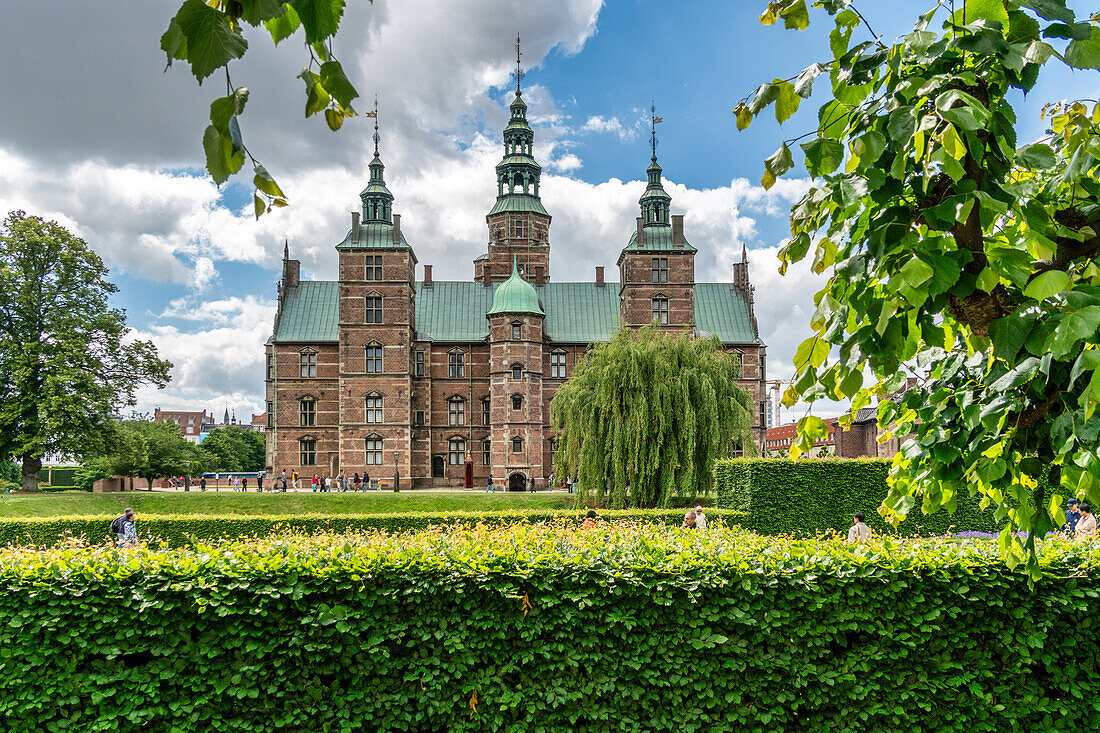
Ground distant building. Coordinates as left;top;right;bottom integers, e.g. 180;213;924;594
831;378;919;458
153;408;209;444
250;413;267;432
765;419;835;457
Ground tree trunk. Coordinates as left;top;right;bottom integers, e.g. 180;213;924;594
20;456;42;492
147;477;154;491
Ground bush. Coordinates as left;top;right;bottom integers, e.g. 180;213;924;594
42;465;80;486
0;507;747;548
715;458;1003;536
0;526;1096;732
37;485;85;493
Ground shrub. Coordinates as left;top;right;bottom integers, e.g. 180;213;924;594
0;507;747;548
42;465;80;486
715;458;1005;536
0;526;1096;731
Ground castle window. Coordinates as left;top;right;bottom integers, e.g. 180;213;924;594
266;402;273;428
414;411;425;426
549;438;556;464
299;438;316;466
482;397;491;425
365;435;383;465
511;217;527;239
299;351;316;378
483;439;491;466
365;255;382;281
652;297;669;325
511;321;522;340
299;398;315;427
652;258;668;283
365;394;383;423
449;398;466;427
366;344;383;373
448;351;465;378
511;364;523;380
512;437;523;454
414;351;424;377
449;438;466;466
365;295;382;323
551;351;567;379
266;354;274;380
512;394;523;410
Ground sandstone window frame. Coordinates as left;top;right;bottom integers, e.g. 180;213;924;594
448;437;466;465
482;439;491;466
651;257;668;283
510;363;523;380
511;321;522;340
299;349;317;378
365;254;382;281
550;350;567;378
298;397;316;427
414;350;425;377
448;397;466;426
365;392;383;424
511;436;523;454
299;437;317;466
365;342;384;374
481;397;491;425
365;293;383;324
511;394;523;410
652;296;669;325
448;349;466;378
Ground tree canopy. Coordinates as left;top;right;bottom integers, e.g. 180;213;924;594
160;0;359;217
736;0;1100;573
199;426;266;473
550;326;754;508
85;420;207;490
0;212;172;491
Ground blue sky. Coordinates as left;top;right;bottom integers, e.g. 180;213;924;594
2;0;1098;421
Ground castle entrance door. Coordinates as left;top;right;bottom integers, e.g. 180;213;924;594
508;472;526;492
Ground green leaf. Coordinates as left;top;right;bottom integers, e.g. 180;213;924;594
798;414;829;442
818;100;849;139
210;89;250;136
900;256;935;288
793;63;827;97
299;69;330;117
748;83;780;115
1015;142;1056;168
202;125;244;185
319;61;358;111
780;0;810;30
238;0;286;25
1019;0;1073;23
1048;306;1100;358
775;81;800;124
963;0;1010;27
265;3;301;44
160;20;188;67
762;143;793;190
1065;26;1100;70
254;194;266;220
253;164;286;198
733;103;753;131
1023;270;1069;300
324;108;344;130
939;124;967;161
801;137;844;177
290;0;346;43
173;0;249;82
794;337;829;370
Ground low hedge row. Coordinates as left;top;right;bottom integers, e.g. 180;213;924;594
715;458;1002;536
0;526;1097;731
0;507;748;548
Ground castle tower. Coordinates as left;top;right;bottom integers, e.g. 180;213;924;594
476;35;551;285
486;258;546;490
618;106;697;330
336;99;417;483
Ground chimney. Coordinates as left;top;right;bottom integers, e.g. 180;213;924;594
636;217;644;248
283;256;300;288
671;215;684;246
351;211;360;244
392;214;401;244
595;266;605;286
424;264;433;286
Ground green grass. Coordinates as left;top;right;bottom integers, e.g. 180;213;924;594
0;491;576;518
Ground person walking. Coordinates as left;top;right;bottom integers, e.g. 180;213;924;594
258;473;264;492
1076;504;1097;538
353;472;360;491
199;476;207;492
280;468;287;489
847;512;873;544
234;476;241;492
242;476;249;492
292;470;300;490
110;509;138;548
694;506;708;530
325;476;332;492
566;475;573;494
1063;499;1081;536
485;473;495;493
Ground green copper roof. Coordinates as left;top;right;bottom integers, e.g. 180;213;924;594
274;280;758;345
335;223;414;252
487;195;549;216
620;225;697;256
497;155;541;168
273;281;339;342
487;260;544;316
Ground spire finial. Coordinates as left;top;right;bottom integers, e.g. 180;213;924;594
365;95;380;156
513;33;524;94
283;239;289;259
650;101;663;161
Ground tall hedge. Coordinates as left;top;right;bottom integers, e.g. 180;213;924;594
0;526;1096;731
715;458;1003;536
0;507;748;548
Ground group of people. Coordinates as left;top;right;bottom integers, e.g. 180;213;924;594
1063;499;1097;537
306;471;380;492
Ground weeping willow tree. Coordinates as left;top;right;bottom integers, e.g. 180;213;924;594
550;326;754;508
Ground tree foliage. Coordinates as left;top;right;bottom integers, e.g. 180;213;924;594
0;212;172;492
86;421;206;490
160;0;361;217
736;0;1100;574
198;425;266;473
550;326;754;508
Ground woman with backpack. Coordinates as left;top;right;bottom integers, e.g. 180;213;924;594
110;509;138;548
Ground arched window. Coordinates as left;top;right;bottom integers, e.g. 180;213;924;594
366;343;383;373
449;438;466;465
299;398;315;427
512;394;523;410
365;393;383;423
652;296;669;325
511;437;523;454
364;435;383;465
511;363;523;380
550;350;567;378
299;438;316;466
299;349;317;378
449;397;466;426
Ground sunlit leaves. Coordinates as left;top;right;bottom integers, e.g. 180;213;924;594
169;0;248;82
762;143;793;189
1023;270;1069;300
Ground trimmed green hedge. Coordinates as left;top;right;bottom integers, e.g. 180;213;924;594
715;458;1002;536
0;507;748;548
0;526;1097;731
43;466;80;486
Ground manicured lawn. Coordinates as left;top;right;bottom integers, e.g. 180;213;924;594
0;491;575;517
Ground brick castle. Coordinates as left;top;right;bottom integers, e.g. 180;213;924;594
265;80;766;489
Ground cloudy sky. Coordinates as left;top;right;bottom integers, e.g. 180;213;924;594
2;0;1097;425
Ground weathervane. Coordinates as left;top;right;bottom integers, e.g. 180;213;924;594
364;96;380;155
650;101;663;158
513;33;525;94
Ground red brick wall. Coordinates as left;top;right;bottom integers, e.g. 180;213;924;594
618;252;695;329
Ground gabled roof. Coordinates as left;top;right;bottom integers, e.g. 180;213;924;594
273;281;339;342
